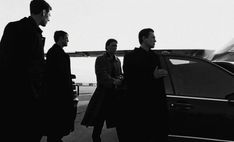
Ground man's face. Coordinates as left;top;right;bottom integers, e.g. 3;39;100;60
144;32;156;49
106;41;117;55
40;10;51;27
62;34;69;47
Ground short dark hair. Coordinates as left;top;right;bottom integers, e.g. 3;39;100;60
105;38;117;50
138;28;154;44
54;30;68;42
30;0;52;15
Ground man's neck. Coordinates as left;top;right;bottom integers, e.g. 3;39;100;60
56;43;63;49
30;15;41;26
106;52;115;59
140;44;150;52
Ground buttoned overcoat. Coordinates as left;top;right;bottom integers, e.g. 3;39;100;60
81;52;122;128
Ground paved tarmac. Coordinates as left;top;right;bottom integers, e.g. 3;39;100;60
39;87;175;142
40;96;119;142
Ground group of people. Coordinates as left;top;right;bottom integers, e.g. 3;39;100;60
0;0;76;142
0;0;169;142
81;28;169;142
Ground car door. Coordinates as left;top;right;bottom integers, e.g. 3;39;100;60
161;55;234;141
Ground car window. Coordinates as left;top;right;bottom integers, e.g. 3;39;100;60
165;56;234;99
213;62;234;74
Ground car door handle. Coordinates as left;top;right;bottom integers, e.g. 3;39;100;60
170;102;193;110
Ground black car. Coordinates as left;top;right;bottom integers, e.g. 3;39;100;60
160;54;234;141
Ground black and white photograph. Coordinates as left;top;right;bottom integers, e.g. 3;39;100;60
1;0;234;142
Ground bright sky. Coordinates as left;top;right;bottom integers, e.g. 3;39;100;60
1;0;234;83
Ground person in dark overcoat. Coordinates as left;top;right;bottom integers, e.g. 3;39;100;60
44;30;75;142
81;38;123;142
121;28;169;142
0;0;52;141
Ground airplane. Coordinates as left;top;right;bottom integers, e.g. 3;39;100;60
212;48;234;62
66;48;234;75
66;49;214;59
65;39;234;62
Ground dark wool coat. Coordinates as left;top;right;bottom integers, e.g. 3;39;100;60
0;16;45;139
44;44;75;136
81;52;122;128
122;47;168;141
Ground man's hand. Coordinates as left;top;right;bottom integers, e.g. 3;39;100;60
153;66;168;79
113;78;122;86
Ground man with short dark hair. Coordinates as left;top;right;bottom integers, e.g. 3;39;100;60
44;30;75;142
122;28;168;141
81;38;123;142
0;0;52;141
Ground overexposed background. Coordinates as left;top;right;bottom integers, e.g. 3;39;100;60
1;0;234;83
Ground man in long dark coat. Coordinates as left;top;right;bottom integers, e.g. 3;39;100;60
44;30;75;142
0;0;52;141
122;28;168;142
81;38;123;142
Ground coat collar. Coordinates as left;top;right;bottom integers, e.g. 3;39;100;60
103;52;119;62
53;44;64;52
27;16;43;34
135;47;156;54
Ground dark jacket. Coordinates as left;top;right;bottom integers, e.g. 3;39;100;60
44;44;75;136
122;47;168;139
0;16;45;136
81;52;122;128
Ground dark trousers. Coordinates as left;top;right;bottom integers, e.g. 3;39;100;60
92;119;124;142
92;119;105;142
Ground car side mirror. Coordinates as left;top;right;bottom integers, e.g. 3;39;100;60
225;93;234;105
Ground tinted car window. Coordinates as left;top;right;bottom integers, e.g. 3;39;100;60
213;61;234;74
165;56;234;99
